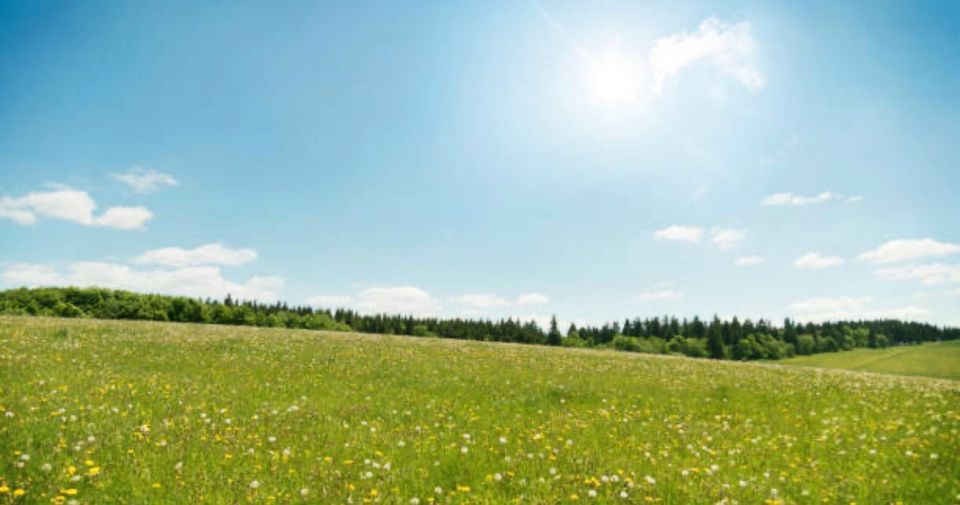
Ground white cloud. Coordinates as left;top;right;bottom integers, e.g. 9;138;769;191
355;286;440;315
0;263;60;286
649;17;764;95
711;228;747;249
793;252;845;270
0;262;283;301
788;296;929;323
112;167;179;193
135;243;258;267
735;255;764;266
761;191;861;207
93;206;153;230
516;293;550;306
450;293;511;309
306;295;354;307
653;225;703;243
874;263;960;286
631;290;683;303
0;187;152;230
857;238;960;264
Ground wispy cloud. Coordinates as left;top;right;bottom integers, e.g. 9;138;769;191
112;167;179;194
858;238;960;264
450;293;511;309
874;263;960;286
761;191;862;207
516;292;550;306
653;225;703;243
735;255;764;266
631;290;683;303
649;17;764;95
793;252;845;270
711;228;748;249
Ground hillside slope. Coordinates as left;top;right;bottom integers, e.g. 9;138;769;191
781;340;960;380
1;316;958;504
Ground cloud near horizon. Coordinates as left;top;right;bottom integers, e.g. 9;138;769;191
134;243;258;267
1;261;283;301
787;296;928;323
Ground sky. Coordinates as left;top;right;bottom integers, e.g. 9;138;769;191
1;0;959;328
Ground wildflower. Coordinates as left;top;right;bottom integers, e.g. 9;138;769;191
499;436;508;444
41;463;53;472
13;489;26;497
20;454;30;462
588;489;597;498
250;480;260;489
61;489;78;496
460;446;469;454
88;466;102;476
644;475;656;485
434;486;443;494
410;498;420;505
300;488;309;497
0;485;9;494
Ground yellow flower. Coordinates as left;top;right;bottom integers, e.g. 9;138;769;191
61;488;78;496
88;466;102;476
13;489;26;497
152;483;161;489
0;485;9;494
67;465;77;476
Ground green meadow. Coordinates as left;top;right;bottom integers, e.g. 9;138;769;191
781;339;960;381
1;316;958;504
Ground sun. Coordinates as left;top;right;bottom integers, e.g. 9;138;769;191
586;51;642;105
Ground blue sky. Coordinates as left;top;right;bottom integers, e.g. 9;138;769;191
1;0;958;327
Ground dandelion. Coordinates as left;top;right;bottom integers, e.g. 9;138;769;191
13;489;26;497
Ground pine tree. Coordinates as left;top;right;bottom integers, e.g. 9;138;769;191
547;315;562;346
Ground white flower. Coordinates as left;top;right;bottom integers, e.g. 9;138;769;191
410;498;420;505
174;461;183;472
300;488;309;497
398;440;406;448
644;475;656;485
549;467;557;475
249;480;260;489
619;491;629;498
499;436;508;445
267;436;277;443
434;486;443;494
41;463;53;472
460;446;469;454
20;454;30;461
588;489;597;498
494;473;503;481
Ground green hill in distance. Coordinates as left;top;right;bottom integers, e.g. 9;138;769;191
781;339;960;380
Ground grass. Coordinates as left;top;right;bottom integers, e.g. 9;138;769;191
1;316;958;504
781;340;960;380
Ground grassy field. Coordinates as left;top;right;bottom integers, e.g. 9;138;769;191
781;340;960;380
1;317;958;504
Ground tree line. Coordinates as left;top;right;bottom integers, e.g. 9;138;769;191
1;287;957;361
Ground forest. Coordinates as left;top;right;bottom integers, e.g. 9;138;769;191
1;286;957;361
